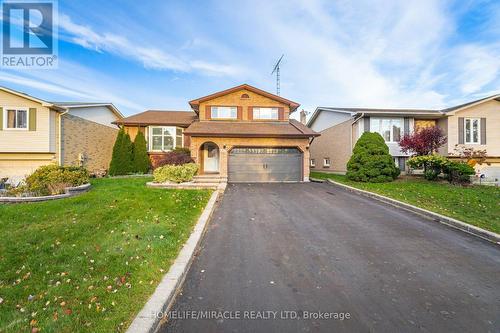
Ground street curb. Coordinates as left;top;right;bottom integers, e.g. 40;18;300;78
309;177;325;183
126;189;221;333
325;179;500;245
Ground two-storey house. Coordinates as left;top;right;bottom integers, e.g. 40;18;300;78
115;84;319;182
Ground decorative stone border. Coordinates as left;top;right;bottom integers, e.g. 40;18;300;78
324;179;500;245
0;184;91;203
147;181;227;191
126;190;221;333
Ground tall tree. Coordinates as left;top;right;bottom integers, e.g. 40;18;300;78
122;132;134;174
109;128;125;176
132;131;150;174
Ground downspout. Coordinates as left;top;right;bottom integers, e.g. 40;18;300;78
58;108;69;166
351;113;364;152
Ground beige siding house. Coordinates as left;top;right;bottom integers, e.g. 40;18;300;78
0;87;123;183
308;94;500;180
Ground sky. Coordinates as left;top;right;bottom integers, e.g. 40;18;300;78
0;0;499;118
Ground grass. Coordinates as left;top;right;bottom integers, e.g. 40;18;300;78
0;177;212;333
311;172;500;233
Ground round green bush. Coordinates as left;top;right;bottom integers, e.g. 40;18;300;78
346;132;400;182
442;161;475;184
153;163;199;183
24;165;89;195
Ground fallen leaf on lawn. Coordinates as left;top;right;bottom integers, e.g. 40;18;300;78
30;319;37;326
64;308;72;315
53;311;58;321
60;301;66;307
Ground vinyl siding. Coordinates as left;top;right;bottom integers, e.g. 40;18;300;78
67;106;119;128
0;90;55;153
447;100;500;156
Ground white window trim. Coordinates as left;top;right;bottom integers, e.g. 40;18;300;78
3;107;29;131
310;159;316;167
370;117;403;143
323;158;331;167
211;106;237;119
148;126;177;152
253;107;279;120
464;117;481;145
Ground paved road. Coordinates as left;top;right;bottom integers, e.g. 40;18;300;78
160;183;500;333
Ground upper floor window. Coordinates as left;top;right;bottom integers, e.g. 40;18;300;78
464;118;480;144
211;106;237;119
5;108;28;129
370;118;402;142
149;126;181;152
253;107;279;120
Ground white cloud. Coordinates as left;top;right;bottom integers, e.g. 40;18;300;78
58;14;243;76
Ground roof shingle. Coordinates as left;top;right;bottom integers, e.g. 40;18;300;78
184;119;319;138
113;110;196;127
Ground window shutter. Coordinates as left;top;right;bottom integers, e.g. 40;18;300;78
403;117;410;135
205;105;211;120
248;106;253;120
0;107;3;130
29;108;37;131
480;118;486;144
363;117;370;132
458;117;464;144
278;107;285;120
237;106;243;120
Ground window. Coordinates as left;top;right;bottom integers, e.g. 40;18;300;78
370;118;402;142
464;118;480;144
211;106;237;119
323;158;330;167
241;93;250;99
149;126;177;151
5;108;28;129
310;159;316;167
253;107;279;120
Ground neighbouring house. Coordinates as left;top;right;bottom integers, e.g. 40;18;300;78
115;84;319;182
307;94;500;179
0;86;123;183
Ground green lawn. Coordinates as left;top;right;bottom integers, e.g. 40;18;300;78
311;172;500;233
0;177;212;333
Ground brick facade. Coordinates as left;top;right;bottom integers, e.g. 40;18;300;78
61;114;118;173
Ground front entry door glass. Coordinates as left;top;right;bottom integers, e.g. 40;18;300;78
205;144;219;172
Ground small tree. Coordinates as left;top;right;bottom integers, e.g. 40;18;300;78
347;132;400;182
450;145;489;167
132;131;150;174
399;126;446;156
109;128;133;176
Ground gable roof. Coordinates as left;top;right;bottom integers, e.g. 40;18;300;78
113;110;197;127
52;102;124;118
184;119;318;138
188;84;300;113
441;94;500;114
0;86;66;112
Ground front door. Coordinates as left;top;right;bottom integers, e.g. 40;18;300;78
204;143;219;173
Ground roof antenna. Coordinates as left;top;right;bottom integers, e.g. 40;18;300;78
271;54;284;96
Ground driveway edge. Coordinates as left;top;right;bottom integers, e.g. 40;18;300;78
326;179;500;245
126;189;221;333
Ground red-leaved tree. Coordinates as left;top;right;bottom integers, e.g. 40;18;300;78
399;126;447;156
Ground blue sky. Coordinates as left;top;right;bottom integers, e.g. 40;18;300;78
1;0;499;117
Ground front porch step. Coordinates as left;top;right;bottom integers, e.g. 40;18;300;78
193;175;227;184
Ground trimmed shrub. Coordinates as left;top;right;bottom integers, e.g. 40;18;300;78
443;161;475;184
406;154;448;180
153;163;198;183
24;165;89;196
346;132;400;182
150;149;193;169
109;128;134;176
132;131;150;174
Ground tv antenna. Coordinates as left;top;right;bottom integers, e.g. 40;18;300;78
271;54;284;95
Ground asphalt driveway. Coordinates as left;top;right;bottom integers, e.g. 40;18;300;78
160;182;500;333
